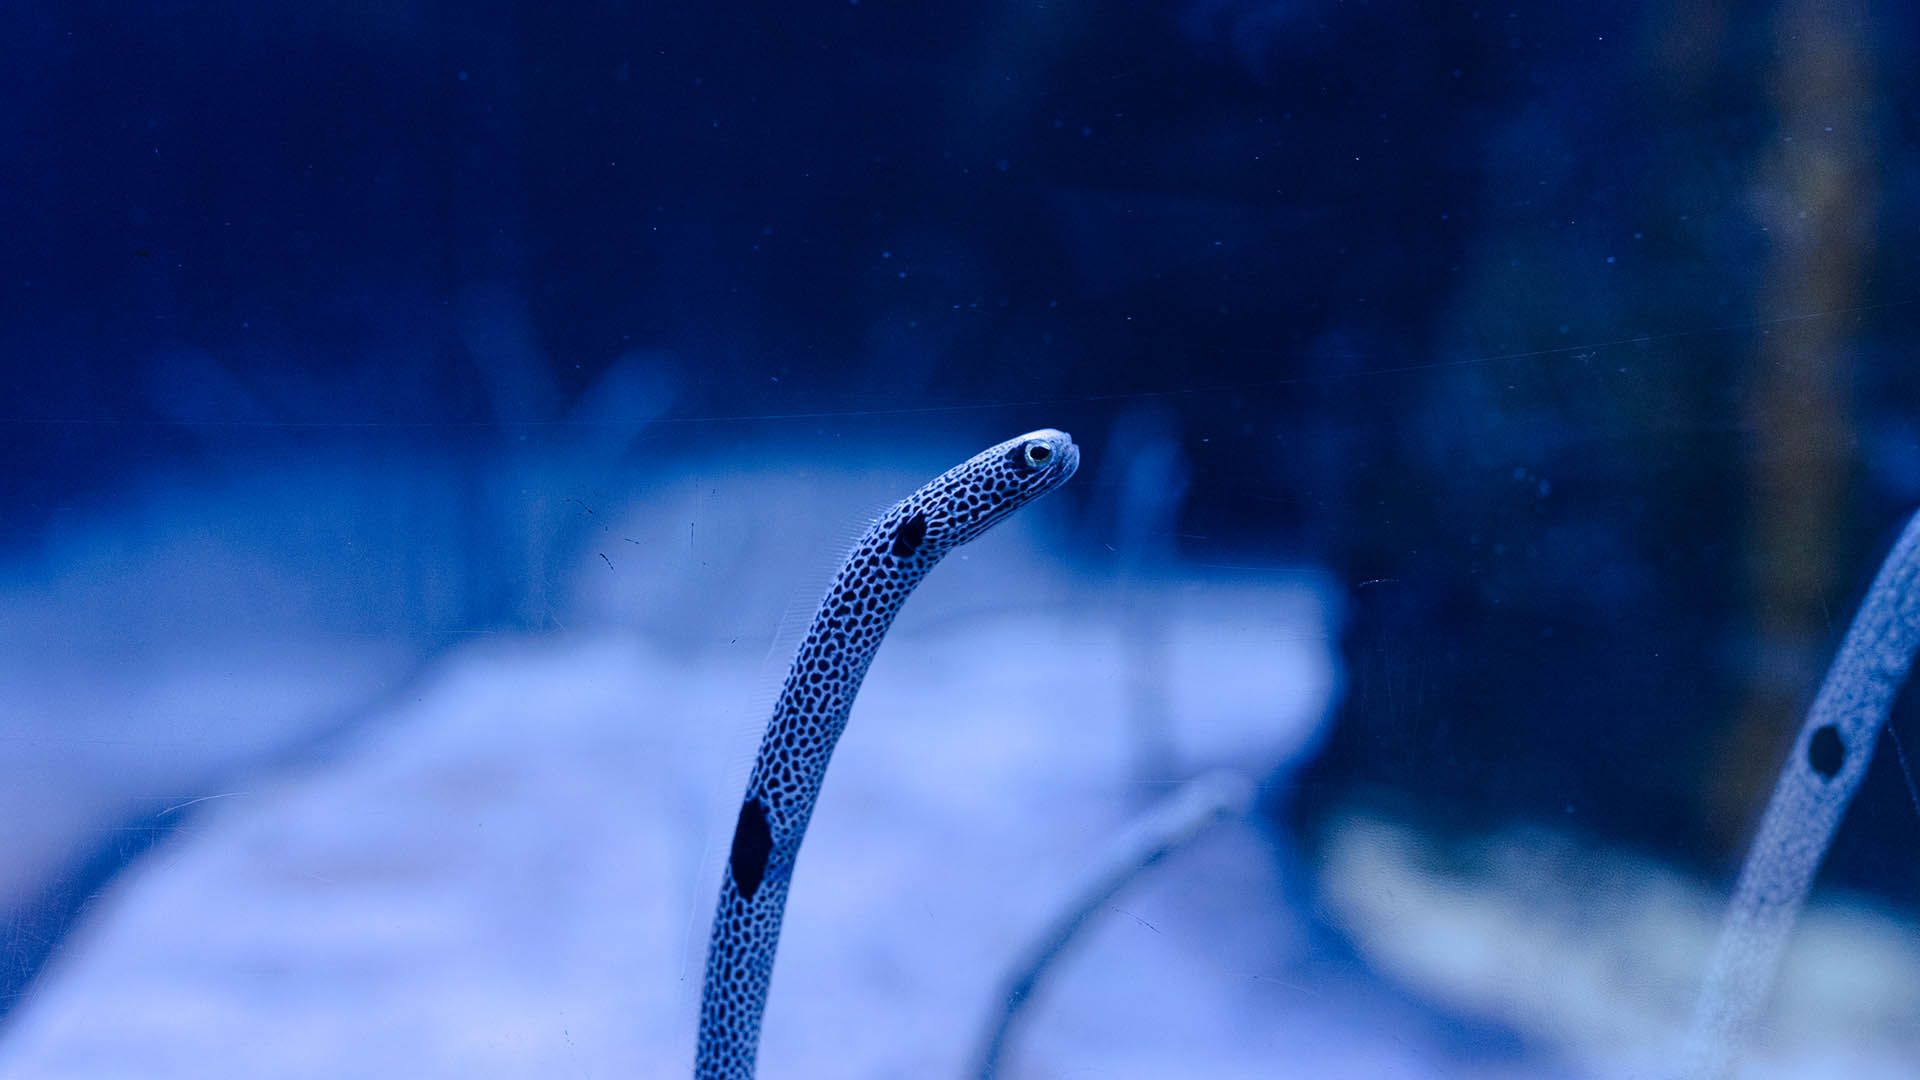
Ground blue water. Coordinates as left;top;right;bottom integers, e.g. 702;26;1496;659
5;3;1920;1076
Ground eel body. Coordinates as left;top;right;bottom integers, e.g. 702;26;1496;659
696;429;1080;1079
1684;509;1920;1076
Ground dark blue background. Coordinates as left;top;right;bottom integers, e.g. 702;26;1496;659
7;0;1920;911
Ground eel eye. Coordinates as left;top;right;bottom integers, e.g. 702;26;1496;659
1023;442;1052;468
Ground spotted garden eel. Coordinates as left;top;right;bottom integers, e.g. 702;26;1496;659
1683;509;1920;1077
696;428;1081;1079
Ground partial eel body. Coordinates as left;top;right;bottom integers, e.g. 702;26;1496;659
696;429;1080;1079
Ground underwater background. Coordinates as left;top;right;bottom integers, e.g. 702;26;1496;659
5;2;1920;1076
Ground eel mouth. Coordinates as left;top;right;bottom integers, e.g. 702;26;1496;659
1054;438;1081;482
